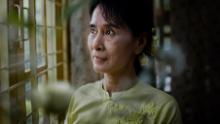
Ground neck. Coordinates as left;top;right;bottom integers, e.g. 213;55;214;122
103;67;138;94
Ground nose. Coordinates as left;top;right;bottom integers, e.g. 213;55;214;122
92;33;104;51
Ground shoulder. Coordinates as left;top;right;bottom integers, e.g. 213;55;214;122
73;80;102;98
76;80;101;92
67;80;103;111
141;83;182;123
137;83;182;123
135;82;180;113
137;82;175;103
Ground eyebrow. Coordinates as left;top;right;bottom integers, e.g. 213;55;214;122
104;23;121;29
88;23;121;29
89;24;96;28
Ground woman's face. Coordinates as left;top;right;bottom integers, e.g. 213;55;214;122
88;6;139;75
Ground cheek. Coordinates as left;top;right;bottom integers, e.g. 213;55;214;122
116;49;133;61
115;39;136;55
87;35;93;51
108;42;135;63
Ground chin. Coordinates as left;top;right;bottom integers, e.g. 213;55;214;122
93;67;105;74
93;66;108;74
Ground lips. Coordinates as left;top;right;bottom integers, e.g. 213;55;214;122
93;56;107;64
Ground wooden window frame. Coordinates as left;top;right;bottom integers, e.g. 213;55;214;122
0;0;69;124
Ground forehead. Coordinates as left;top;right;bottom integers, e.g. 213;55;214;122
89;6;133;35
90;6;123;28
90;6;107;26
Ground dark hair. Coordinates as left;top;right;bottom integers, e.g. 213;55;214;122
89;0;153;75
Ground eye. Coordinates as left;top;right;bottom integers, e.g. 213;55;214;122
89;27;97;34
105;29;115;36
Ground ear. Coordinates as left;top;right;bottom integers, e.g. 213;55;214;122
134;33;147;55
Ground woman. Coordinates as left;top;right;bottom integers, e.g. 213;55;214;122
65;0;182;123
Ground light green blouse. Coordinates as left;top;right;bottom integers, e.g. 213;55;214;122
65;80;182;124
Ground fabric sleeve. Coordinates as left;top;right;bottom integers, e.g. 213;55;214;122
64;94;76;124
156;99;183;124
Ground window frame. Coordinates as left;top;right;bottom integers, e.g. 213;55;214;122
0;0;69;123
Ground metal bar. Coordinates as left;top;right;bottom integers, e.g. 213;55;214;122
36;25;63;29
0;79;30;95
36;62;64;76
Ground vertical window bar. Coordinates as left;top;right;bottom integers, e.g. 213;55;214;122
29;0;38;124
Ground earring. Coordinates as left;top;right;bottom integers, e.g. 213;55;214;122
139;53;148;65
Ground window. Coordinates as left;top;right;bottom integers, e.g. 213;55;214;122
0;0;10;123
0;0;69;123
154;0;173;92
